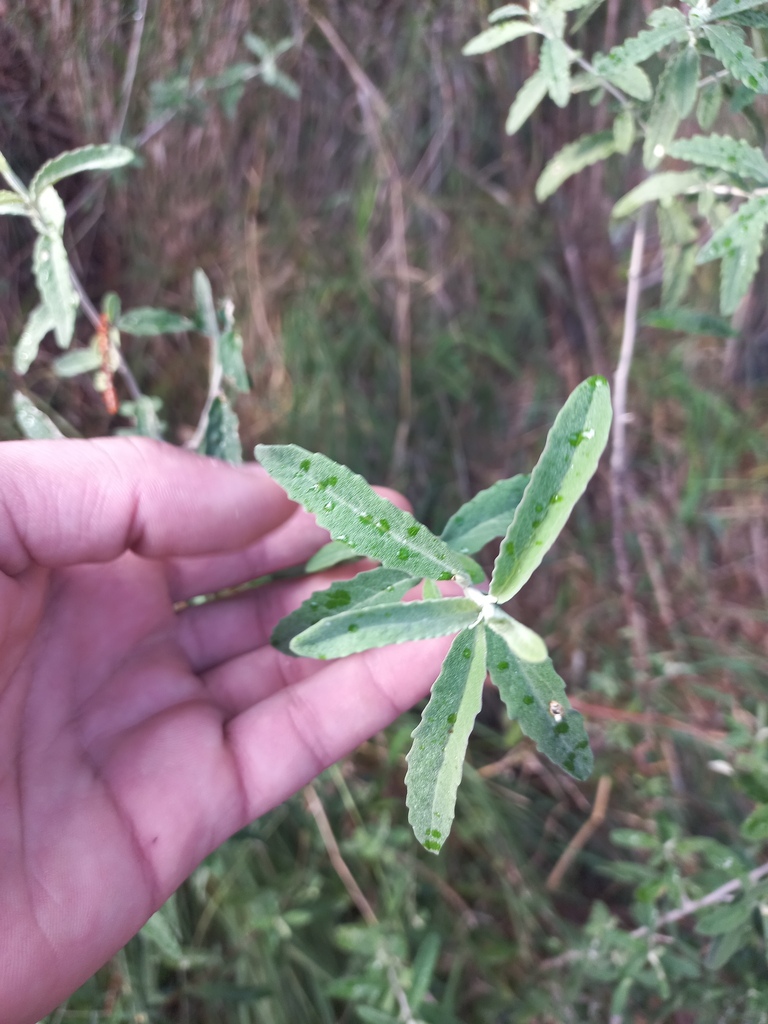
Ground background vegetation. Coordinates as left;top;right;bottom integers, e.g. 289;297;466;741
2;1;768;1020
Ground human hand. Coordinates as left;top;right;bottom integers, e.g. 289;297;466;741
0;438;451;1023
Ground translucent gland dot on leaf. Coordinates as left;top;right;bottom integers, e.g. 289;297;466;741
407;525;420;537
523;695;534;705
359;514;373;525
535;503;544;513
549;494;563;505
397;548;410;561
505;542;515;557
555;721;570;734
375;519;391;534
447;713;457;724
576;739;589;750
438;571;453;581
563;754;576;773
425;839;441;851
299;459;311;471
498;660;509;670
430;829;442;838
347;624;359;633
323;500;336;511
532;519;542;528
462;648;472;659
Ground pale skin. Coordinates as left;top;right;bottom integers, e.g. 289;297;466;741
0;438;451;1024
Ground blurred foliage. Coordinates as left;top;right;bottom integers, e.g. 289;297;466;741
1;1;768;1022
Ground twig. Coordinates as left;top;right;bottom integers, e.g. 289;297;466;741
305;784;418;1023
568;697;729;747
546;776;612;892
609;205;652;682
185;335;223;451
112;0;149;143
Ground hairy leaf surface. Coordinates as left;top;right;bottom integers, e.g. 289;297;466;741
256;444;483;584
13;304;56;373
405;627;487;853
441;475;529;554
462;20;538;55
290;598;479;659
536;131;617;201
666;133;768;184
612;171;704;219
506;70;549;135
29;144;134;197
490;376;612;604
117;308;195;335
486;628;593;779
486;611;547;664
33;233;77;348
272;567;417;656
704;24;768;93
0;190;29;216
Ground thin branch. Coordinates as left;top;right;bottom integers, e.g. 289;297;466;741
609;205;651;681
546;776;612;892
112;0;149;143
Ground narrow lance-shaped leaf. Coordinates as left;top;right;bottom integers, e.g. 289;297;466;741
540;36;572;108
612;171;705;220
272;566;417;656
13;304;56;373
53;348;103;377
441;474;529;555
200;394;242;464
193;268;220;341
536;131;617;202
486;627;593;780
405;627;487;853
462;20;539;56
695;194;768;264
255;444;484;584
704;24;768;94
117;308;196;335
666;133;768;184
486;608;547;663
30;144;134;198
33;233;78;349
304;539;359;573
490;376;612;604
0;190;30;216
596;10;687;70
670;44;700;118
489;4;528;21
697;81;723;131
289;597;480;660
506;70;549;135
641;307;734;338
718;217;768;315
711;0;768;16
594;60;652;101
13;392;64;440
643;48;684;170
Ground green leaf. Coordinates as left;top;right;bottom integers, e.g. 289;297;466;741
13;392;64;439
641;307;734;338
485;627;593;779
101;291;121;323
200;394;242;464
53;347;103;377
405;627;487;853
34;185;66;233
33;233;78;349
0;190;29;216
13;304;56;373
696;899;754;937
422;577;442;600
440;474;529;554
489;4;529;21
742;803;768;840
255;444;484;584
697;80;723;130
541;36;572;108
704;24;768;93
596;11;687;70
219;324;249;392
711;0;768;16
117;308;195;335
486;609;547;663
610;827;659;850
304;539;359;573
536;131;617;202
696;194;768;264
597;61;652;101
0;151;30;197
29;144;134;198
719;226;766;315
725;10;768;27
670;45;700;118
506;69;549;134
612;171;705;219
271;566;417;656
666;132;768;184
289;597;480;660
704;923;750;971
643;48;685;169
193;268;220;341
489;376;612;604
409;932;442;1010
120;395;164;439
612;109;636;155
462;20;539;55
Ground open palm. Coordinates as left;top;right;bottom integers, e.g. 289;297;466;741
0;438;449;1024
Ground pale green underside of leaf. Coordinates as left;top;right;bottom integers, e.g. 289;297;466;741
53;348;103;377
670;45;700;118
696;194;768;264
13;304;56;373
666;133;768;184
29;144;134;198
272;566;417;656
0;190;30;216
255;444;483;584
704;24;768;93
489;3;528;22
612;171;705;220
304;539;359;573
32;233;78;349
485;628;593;780
597;12;687;71
643;49;684;170
462;20;538;55
697;81;723;131
120;395;164;439
219;327;250;393
440;474;529;554
490;376;612;604
506;70;549;135
117;308;196;335
541;36;572;108
711;0;768;16
193;268;220;341
719;222;767;315
13;392;64;440
487;612;547;663
405;627;487;853
612;109;636;154
289;597;479;660
35;185;67;232
536;131;617;202
200;394;242;464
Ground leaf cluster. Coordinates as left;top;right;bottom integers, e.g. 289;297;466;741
257;375;612;851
